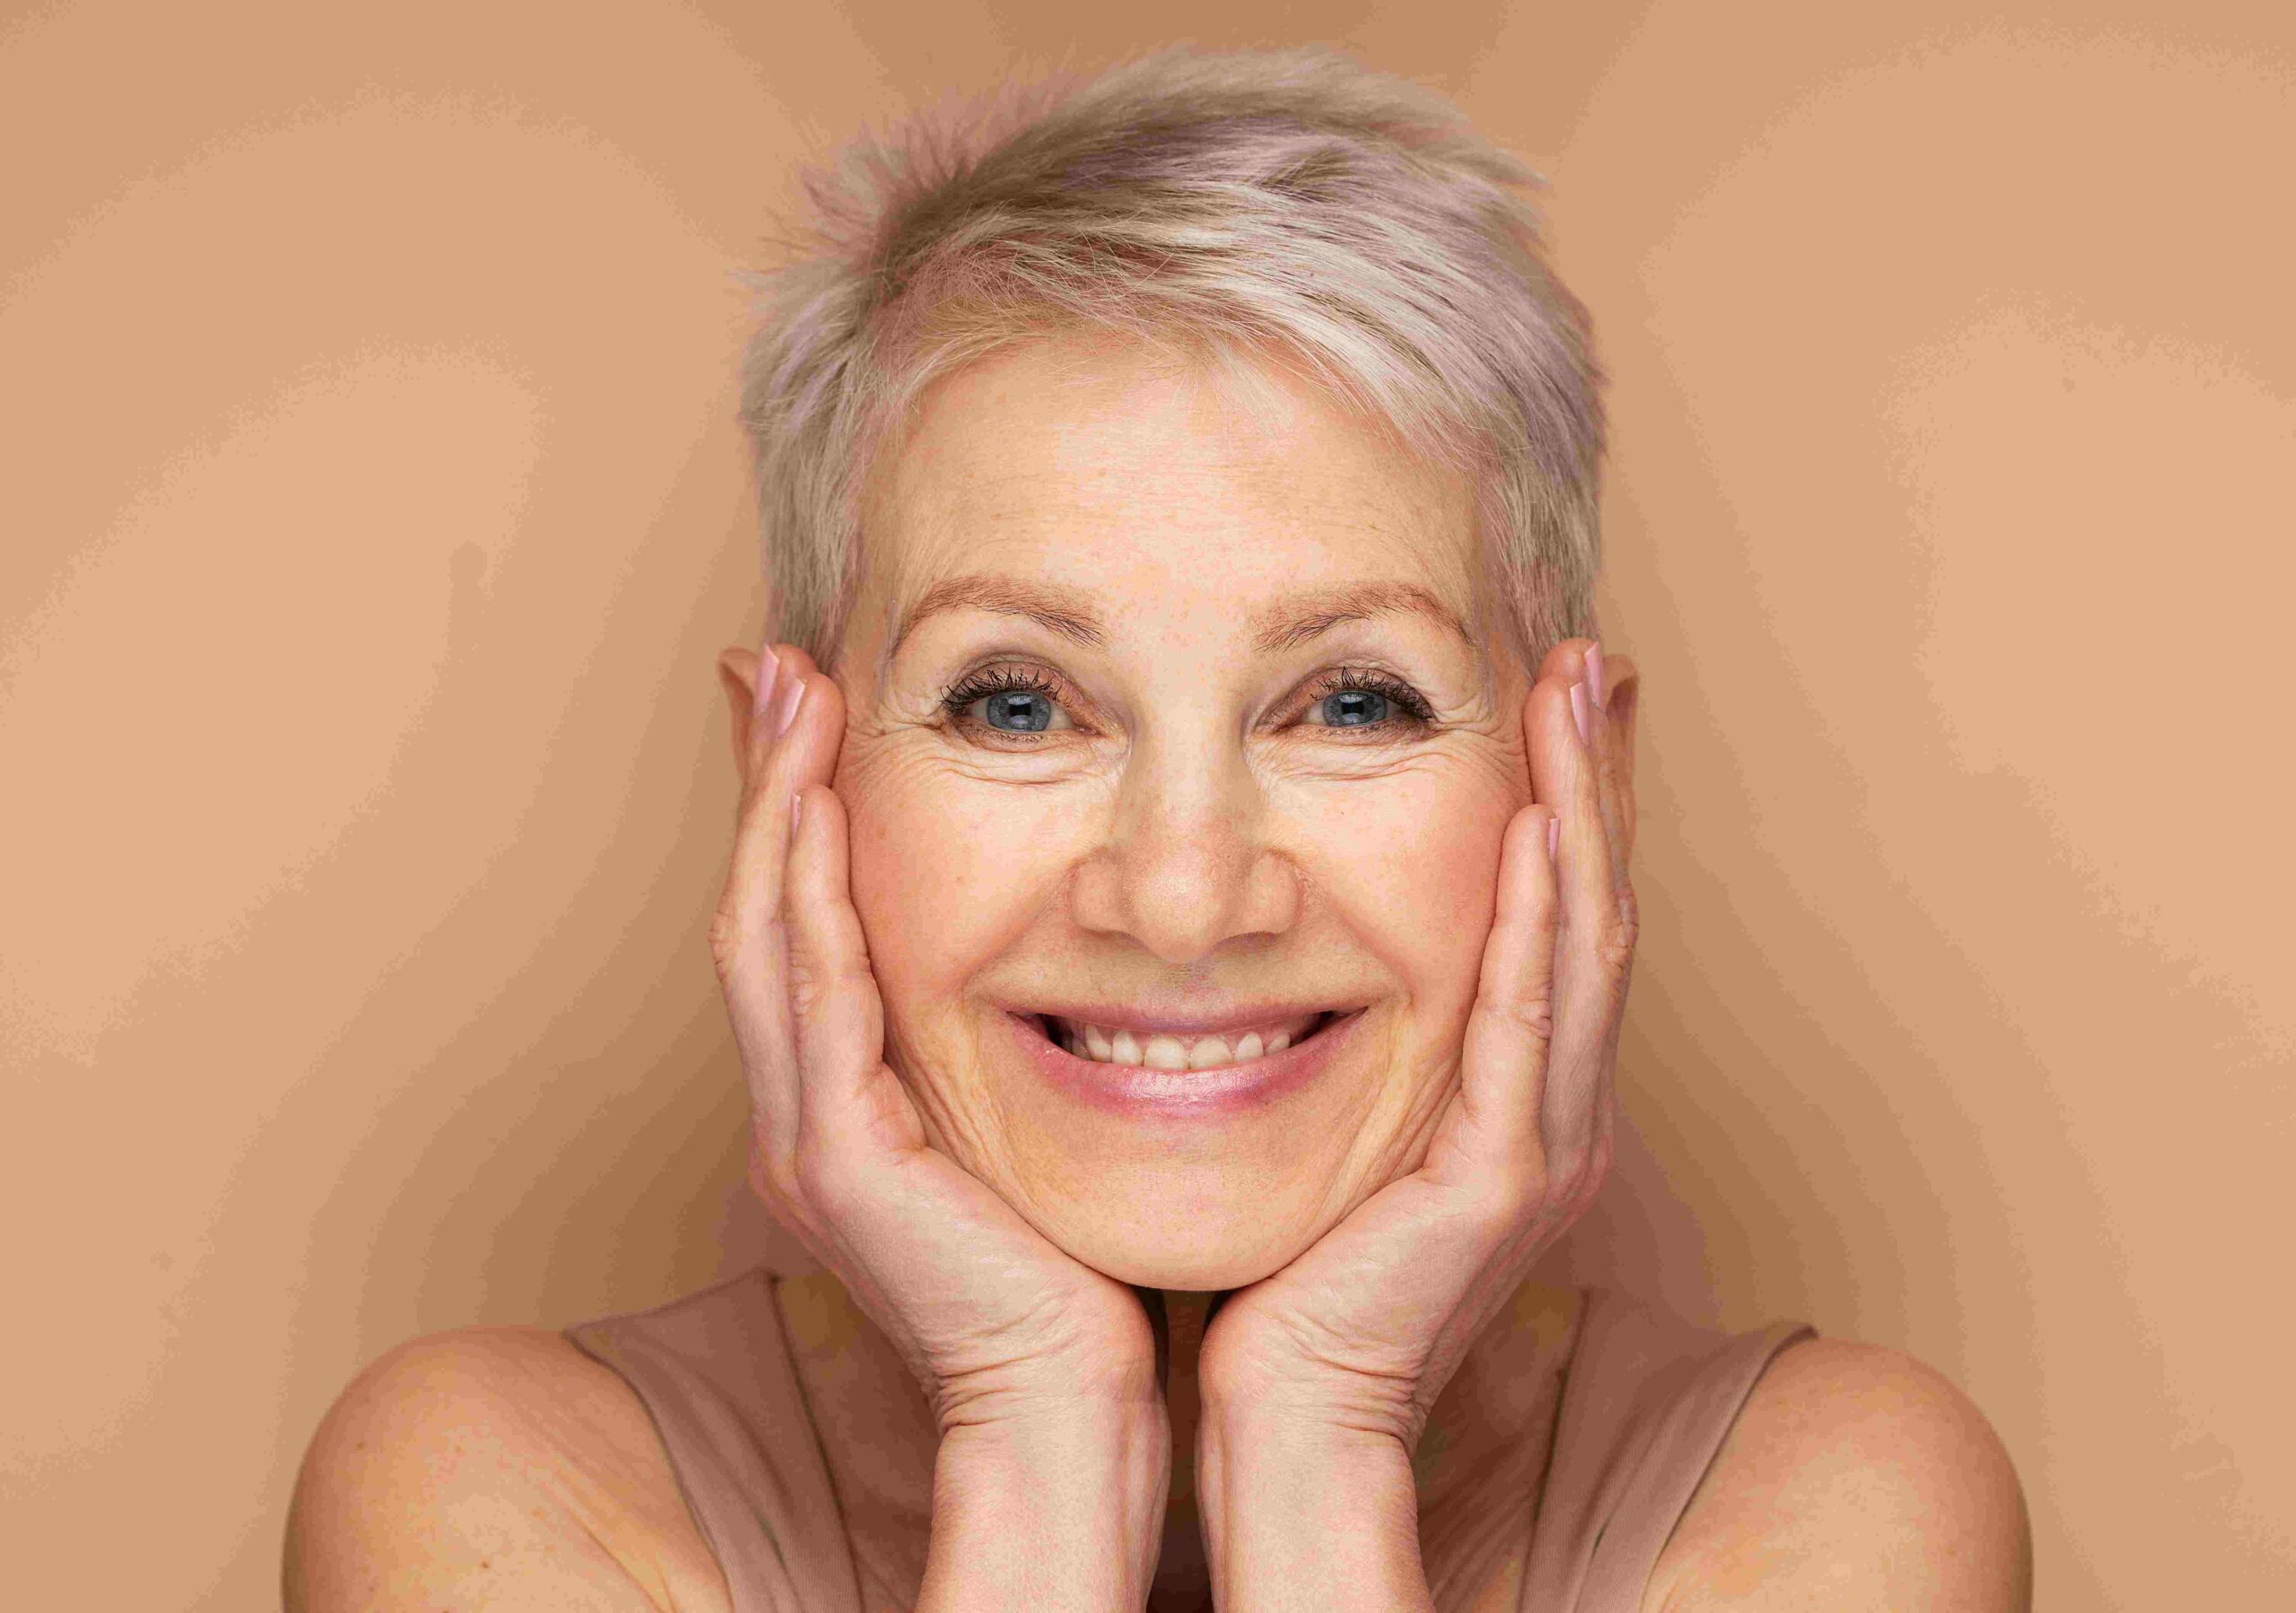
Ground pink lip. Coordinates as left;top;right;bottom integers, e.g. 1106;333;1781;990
1005;1007;1362;1119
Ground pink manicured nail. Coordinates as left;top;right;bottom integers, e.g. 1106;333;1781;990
1546;814;1561;860
1584;641;1606;711
1569;679;1591;748
750;648;781;738
773;670;805;737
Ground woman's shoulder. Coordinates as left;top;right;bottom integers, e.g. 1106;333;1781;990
1644;1333;2033;1611
285;1323;729;1612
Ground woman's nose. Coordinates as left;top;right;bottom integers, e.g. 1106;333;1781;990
1066;743;1302;965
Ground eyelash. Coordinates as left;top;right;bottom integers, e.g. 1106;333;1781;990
936;662;1436;739
941;664;1065;723
1303;665;1437;728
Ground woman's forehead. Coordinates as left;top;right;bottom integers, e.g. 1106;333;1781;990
859;336;1484;644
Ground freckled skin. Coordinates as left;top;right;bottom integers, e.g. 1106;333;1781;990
831;332;1534;1290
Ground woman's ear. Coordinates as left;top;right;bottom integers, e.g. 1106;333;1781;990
716;646;763;780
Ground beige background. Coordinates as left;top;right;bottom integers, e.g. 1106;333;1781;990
3;0;2290;1607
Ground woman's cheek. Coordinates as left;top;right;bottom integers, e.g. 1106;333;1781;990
1292;764;1513;1015
841;754;1081;1009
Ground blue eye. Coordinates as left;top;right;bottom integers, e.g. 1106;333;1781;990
1304;667;1433;735
981;690;1055;731
941;666;1073;738
1319;688;1389;727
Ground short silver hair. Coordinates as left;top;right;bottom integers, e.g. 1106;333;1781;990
739;44;1605;668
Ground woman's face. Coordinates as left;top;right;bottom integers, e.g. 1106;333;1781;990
831;334;1534;1289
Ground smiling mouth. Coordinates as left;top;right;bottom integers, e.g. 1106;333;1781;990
1031;1010;1338;1071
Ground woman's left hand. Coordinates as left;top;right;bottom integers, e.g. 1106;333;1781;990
1197;636;1639;1451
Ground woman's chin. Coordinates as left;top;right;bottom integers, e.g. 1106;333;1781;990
1028;1193;1320;1292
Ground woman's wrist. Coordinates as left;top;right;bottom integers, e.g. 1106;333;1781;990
1196;1398;1434;1612
918;1399;1170;1613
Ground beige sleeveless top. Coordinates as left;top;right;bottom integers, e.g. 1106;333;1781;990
567;1269;1813;1612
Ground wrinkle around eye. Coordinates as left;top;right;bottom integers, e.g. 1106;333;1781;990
840;720;1109;798
1265;720;1526;792
1264;743;1488;788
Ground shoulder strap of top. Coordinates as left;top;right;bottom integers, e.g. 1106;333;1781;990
1519;1286;1817;1613
564;1269;863;1613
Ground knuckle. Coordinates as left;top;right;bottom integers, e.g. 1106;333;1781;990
785;959;832;1017
707;907;744;974
787;952;872;1021
711;910;792;997
1594;912;1637;977
1481;990;1556;1044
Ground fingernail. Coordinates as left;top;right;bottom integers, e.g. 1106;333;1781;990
1584;642;1606;712
1569;678;1591;748
773;669;806;737
790;789;804;835
750;649;781;739
1546;814;1561;861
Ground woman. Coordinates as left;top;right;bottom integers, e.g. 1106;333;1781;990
286;46;2031;1611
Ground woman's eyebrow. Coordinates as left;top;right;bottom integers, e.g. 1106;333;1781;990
885;576;1469;661
889;575;1108;658
1250;581;1471;652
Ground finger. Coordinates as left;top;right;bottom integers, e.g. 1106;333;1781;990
723;645;816;947
1572;646;1634;1186
1535;634;1593;693
1456;801;1563;1164
1580;645;1639;1075
784;772;924;1167
713;649;801;1043
1590;650;1639;871
1530;634;1621;866
1579;649;1635;920
1523;671;1624;1173
714;645;831;1158
726;644;842;970
743;643;822;799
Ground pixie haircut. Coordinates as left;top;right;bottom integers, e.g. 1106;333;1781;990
739;44;1605;668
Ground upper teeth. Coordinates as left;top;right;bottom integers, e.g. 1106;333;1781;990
1051;1016;1318;1070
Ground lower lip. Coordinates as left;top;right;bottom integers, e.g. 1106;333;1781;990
1007;1010;1361;1119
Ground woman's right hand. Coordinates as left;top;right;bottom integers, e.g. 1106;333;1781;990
709;642;1162;1443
